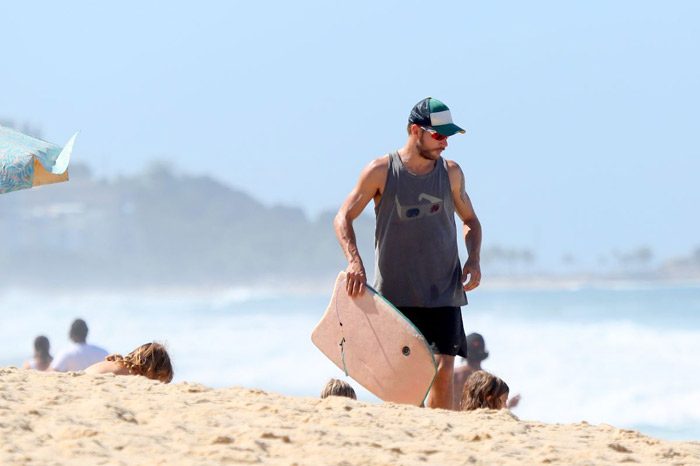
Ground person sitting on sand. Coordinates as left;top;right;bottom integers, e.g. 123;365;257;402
21;335;53;371
453;332;520;410
321;378;357;400
49;319;109;372
85;342;173;383
460;370;510;411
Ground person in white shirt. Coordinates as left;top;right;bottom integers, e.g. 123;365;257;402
49;319;108;372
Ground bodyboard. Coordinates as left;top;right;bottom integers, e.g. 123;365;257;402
311;271;437;406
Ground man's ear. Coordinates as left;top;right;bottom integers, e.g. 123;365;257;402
409;124;421;136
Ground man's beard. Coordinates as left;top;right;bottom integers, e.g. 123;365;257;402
417;145;442;161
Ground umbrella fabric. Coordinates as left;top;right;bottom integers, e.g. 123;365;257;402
0;126;77;195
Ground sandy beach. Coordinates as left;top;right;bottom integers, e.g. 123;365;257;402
0;368;698;465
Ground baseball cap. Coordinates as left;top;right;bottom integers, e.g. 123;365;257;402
408;97;466;136
465;332;489;361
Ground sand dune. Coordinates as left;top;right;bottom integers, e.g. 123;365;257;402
1;367;698;465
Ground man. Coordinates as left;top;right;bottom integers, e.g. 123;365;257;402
453;333;521;410
334;97;482;410
49;318;109;372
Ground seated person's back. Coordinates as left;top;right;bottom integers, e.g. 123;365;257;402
49;319;108;372
51;342;109;372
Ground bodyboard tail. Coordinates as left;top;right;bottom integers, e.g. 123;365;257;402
311;271;437;406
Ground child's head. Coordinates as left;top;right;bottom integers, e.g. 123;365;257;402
460;370;509;411
107;342;173;383
320;378;357;400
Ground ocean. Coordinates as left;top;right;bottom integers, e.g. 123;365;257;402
1;282;699;442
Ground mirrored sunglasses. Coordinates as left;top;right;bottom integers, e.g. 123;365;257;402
420;126;449;141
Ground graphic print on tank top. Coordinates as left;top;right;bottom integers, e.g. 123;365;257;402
394;193;443;221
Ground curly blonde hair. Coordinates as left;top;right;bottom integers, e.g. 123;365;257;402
460;370;509;411
320;378;357;400
106;342;173;383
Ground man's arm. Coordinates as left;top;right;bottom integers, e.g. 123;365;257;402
47;348;70;372
47;355;65;372
334;157;388;297
447;160;482;291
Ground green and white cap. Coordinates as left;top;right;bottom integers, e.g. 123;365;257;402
408;97;466;136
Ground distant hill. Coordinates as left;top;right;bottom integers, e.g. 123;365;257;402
2;165;698;290
0;165;375;289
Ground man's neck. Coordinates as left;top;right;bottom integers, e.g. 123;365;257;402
398;142;437;175
466;360;482;371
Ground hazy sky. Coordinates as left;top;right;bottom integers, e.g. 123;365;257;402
2;1;699;269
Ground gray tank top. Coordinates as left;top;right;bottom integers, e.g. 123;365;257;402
373;151;467;308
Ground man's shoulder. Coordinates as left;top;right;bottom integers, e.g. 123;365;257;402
367;154;390;171
358;155;390;185
83;343;109;356
54;344;79;358
444;158;464;186
444;158;462;172
454;364;475;377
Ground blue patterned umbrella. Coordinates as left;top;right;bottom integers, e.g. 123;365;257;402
0;126;77;195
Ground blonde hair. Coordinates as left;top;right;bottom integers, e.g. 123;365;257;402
321;378;357;400
106;342;173;383
461;370;509;411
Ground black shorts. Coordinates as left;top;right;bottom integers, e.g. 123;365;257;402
397;306;467;357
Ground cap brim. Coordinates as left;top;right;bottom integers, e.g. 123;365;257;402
433;123;466;136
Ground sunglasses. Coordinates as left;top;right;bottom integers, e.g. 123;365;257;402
395;194;443;221
420;126;449;141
